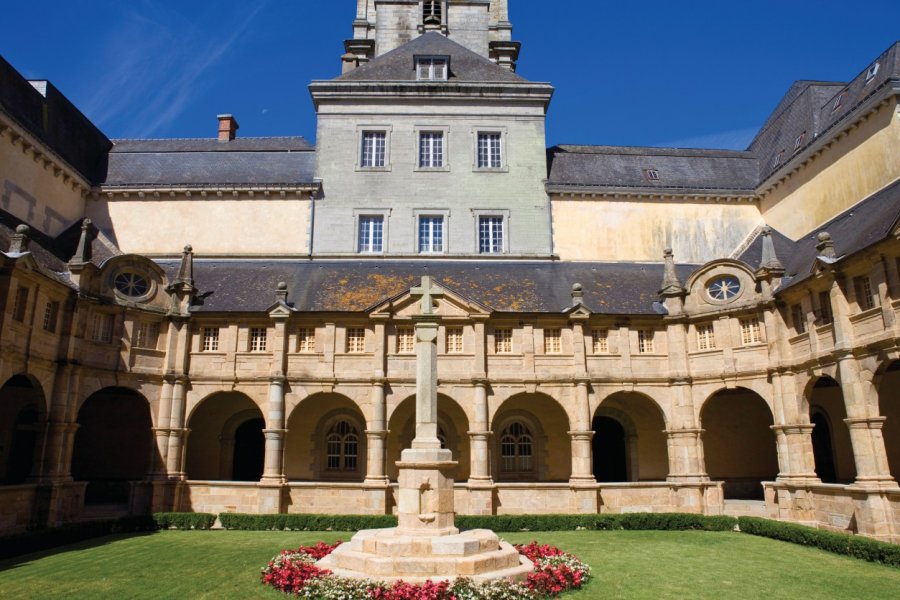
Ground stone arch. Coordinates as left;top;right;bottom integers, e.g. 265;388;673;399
72;387;153;505
700;387;778;500
284;393;367;481
184;392;264;481
386;394;470;482
594;392;669;482
807;376;855;483
0;374;47;485
877;360;900;480
491;393;570;482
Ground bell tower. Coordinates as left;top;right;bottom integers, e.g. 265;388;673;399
342;0;520;71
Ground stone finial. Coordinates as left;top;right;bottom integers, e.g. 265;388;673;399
660;248;685;297
69;218;93;265
8;224;31;254
275;281;288;303
571;283;584;305
816;231;836;259
174;245;194;287
759;226;785;272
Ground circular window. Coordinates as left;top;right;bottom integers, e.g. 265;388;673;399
707;276;742;302
114;272;150;298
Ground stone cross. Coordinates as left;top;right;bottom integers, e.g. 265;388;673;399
411;275;443;315
408;276;444;450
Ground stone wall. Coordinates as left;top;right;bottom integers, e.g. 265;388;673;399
0;485;36;535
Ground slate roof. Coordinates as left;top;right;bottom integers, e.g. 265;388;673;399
156;260;697;315
735;226;796;271
102;137;317;187
547;145;759;194
335;32;529;83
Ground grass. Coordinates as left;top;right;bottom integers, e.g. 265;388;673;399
1;530;899;599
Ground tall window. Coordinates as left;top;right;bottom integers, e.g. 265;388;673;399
818;291;833;325
42;301;59;333
479;216;504;254
250;327;268;352
416;57;447;81
326;421;359;472
854;276;877;311
697;323;716;351
500;422;533;475
592;329;609;354
792;304;807;334
419;132;444;167
477;133;502;169
638;330;654;354
397;326;415;354
360;131;386;168
423;0;442;25
12;286;28;322
740;318;762;345
347;328;366;353
91;313;114;344
544;328;562;354
135;321;160;349
202;327;220;352
358;216;384;253
297;327;316;353
418;216;444;253
446;327;463;353
494;328;512;354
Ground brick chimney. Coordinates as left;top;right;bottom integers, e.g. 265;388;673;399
217;114;239;142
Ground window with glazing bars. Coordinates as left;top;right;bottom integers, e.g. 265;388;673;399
592;329;608;354
12;287;28;322
740;318;762;345
855;276;877;311
494;328;512;353
135;321;160;349
818;292;833;325
638;330;654;353
500;422;533;474
297;327;316;353
250;327;268;352
42;301;59;333
360;131;386;167
347;328;366;353
478;216;503;254
418;216;444;253
792;304;807;334
397;326;415;353
446;327;463;353
416;57;447;80
326;421;358;471
91;313;114;344
419;132;444;167
477;133;502;168
544;328;562;354
697;323;716;351
358;216;384;253
202;327;220;352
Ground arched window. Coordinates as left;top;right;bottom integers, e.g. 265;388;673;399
500;422;533;474
326;421;359;472
423;1;442;26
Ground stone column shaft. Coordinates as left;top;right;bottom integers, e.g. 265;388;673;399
261;378;286;483
468;380;492;483
365;381;388;483
665;428;709;481
166;378;188;476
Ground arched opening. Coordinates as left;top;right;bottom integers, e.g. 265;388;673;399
0;375;45;485
72;387;153;505
185;392;264;481
878;361;900;479
491;393;570;482
594;392;669;482
701;388;778;500
808;377;855;483
387;394;469;482
284;393;367;482
592;417;627;482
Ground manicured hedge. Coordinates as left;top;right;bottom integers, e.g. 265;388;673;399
218;513;398;531
457;513;737;532
738;517;900;567
153;512;217;530
0;516;157;560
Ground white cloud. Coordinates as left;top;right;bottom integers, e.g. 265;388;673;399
653;126;760;151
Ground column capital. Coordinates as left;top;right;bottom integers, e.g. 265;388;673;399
365;429;388;439
269;375;287;385
573;377;591;387
262;429;287;438
664;428;704;437
472;377;489;387
467;430;492;439
844;416;886;430
568;430;594;441
771;424;815;435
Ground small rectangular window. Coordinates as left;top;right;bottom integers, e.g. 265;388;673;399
135;321;160;349
865;62;880;83
773;150;785;168
42;301;59;333
418;132;444;168
832;91;847;113
397;326;415;354
297;327;316;353
591;329;608;354
818;291;833;325
543;328;562;354
854;276;877;311
347;327;366;353
416;57;448;81
697;323;716;351
249;327;268;352
644;169;660;181
358;216;384;253
792;304;807;335
202;327;220;352
740;318;762;345
477;133;502;169
360;131;386;168
478;216;504;254
91;312;114;344
794;132;806;150
12;286;28;322
494;328;512;354
418;216;444;254
638;330;654;354
446;327;464;354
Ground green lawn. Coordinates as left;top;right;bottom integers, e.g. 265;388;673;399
1;530;899;599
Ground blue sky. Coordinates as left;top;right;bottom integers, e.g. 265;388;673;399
2;1;898;149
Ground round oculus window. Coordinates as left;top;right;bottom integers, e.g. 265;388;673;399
114;272;150;298
707;276;742;301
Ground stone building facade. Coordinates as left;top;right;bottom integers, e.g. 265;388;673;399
1;0;899;542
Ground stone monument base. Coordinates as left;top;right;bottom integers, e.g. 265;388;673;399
317;527;533;584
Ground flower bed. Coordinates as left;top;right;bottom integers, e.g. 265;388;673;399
261;540;592;599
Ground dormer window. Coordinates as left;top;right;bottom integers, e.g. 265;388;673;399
794;132;806;151
865;62;880;84
423;1;442;26
417;56;448;81
773;149;785;168
831;90;847;113
644;169;660;182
